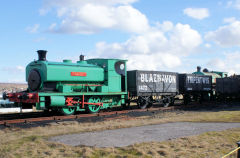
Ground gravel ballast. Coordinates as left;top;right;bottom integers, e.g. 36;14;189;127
49;122;240;147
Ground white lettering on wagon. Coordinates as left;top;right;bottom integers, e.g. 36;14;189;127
139;85;148;91
187;76;210;84
140;73;176;83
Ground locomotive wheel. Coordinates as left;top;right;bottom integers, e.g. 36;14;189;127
122;99;131;109
60;107;76;115
86;97;101;113
137;96;149;109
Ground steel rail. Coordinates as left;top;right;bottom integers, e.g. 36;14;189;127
0;101;220;126
0;106;177;126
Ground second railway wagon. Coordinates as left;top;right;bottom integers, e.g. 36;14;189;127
178;74;212;104
127;70;179;108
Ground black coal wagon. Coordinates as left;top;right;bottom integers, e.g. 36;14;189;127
178;74;212;104
216;76;240;99
127;70;179;108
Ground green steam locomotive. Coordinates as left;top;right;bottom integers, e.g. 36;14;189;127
3;50;128;115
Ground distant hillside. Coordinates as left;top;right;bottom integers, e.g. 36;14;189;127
0;83;27;93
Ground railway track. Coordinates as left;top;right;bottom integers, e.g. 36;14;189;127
0;106;182;127
0;101;226;128
0;111;49;121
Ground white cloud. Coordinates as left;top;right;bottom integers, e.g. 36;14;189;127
16;66;25;72
205;20;240;47
1;66;25;73
40;0;149;34
183;8;209;20
25;24;40;33
235;0;240;9
223;17;236;23
227;0;240;9
39;1;202;73
114;5;149;33
204;43;211;48
207;58;225;70
169;23;202;53
48;23;57;31
125;53;181;70
207;51;240;75
227;1;233;8
93;22;202;70
156;21;174;32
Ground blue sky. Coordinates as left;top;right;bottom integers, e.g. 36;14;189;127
1;0;240;83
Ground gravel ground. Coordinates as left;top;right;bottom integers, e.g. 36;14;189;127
49;122;240;147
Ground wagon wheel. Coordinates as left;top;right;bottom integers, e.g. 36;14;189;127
60;107;76;116
169;97;175;106
162;96;170;107
86;96;101;113
184;94;190;105
137;96;149;109
199;94;203;104
147;96;153;108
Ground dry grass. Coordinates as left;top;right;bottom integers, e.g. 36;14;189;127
0;109;240;158
1;129;239;158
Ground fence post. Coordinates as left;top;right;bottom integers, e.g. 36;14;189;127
237;141;240;158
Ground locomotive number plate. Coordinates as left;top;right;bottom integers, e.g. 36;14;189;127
71;72;87;76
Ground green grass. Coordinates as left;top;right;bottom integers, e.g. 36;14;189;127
1;108;240;157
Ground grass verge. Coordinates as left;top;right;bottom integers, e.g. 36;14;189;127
0;109;240;157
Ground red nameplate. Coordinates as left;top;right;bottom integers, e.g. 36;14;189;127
71;72;87;76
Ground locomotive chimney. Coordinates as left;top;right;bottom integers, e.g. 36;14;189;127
80;55;84;61
197;66;201;72
37;50;47;61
